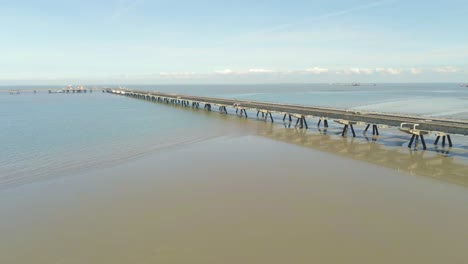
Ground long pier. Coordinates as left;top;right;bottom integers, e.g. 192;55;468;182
106;88;468;150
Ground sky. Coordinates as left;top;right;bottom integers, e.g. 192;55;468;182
0;0;467;84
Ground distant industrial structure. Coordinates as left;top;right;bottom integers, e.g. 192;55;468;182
6;85;101;94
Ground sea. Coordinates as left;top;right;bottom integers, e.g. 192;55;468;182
1;83;468;189
2;83;468;264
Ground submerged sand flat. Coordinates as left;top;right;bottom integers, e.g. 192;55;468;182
257;124;468;187
1;135;467;264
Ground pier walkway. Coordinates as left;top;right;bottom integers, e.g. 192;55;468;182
107;88;468;150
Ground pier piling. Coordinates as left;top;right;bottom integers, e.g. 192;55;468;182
317;118;329;128
433;132;453;148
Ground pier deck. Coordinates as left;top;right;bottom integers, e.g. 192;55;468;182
108;88;468;137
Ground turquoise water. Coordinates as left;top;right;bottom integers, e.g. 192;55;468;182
1;83;468;188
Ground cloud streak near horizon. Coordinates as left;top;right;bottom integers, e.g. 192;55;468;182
153;66;459;78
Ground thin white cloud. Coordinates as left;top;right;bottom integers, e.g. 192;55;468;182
159;72;197;78
409;68;423;74
376;68;402;75
346;68;374;74
213;69;277;75
114;65;463;81
248;68;275;74
214;69;237;75
211;67;406;76
305;67;329;74
5;64;468;85
435;66;458;73
387;68;402;75
341;67;405;75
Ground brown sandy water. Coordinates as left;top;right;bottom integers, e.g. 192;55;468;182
258;124;468;187
1;131;468;264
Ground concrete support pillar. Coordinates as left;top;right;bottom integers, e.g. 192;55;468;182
434;133;453;148
365;124;380;135
421;135;427;149
408;134;427;150
372;125;379;135
341;124;356;137
294;116;307;129
282;113;292;122
317;118;328;128
219;106;227;114
261;112;273;122
239;109;247;118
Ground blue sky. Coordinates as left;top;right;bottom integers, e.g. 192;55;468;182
1;0;467;84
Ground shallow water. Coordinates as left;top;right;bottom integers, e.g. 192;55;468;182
1;84;468;188
0;92;233;188
1;84;468;263
1;136;467;264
